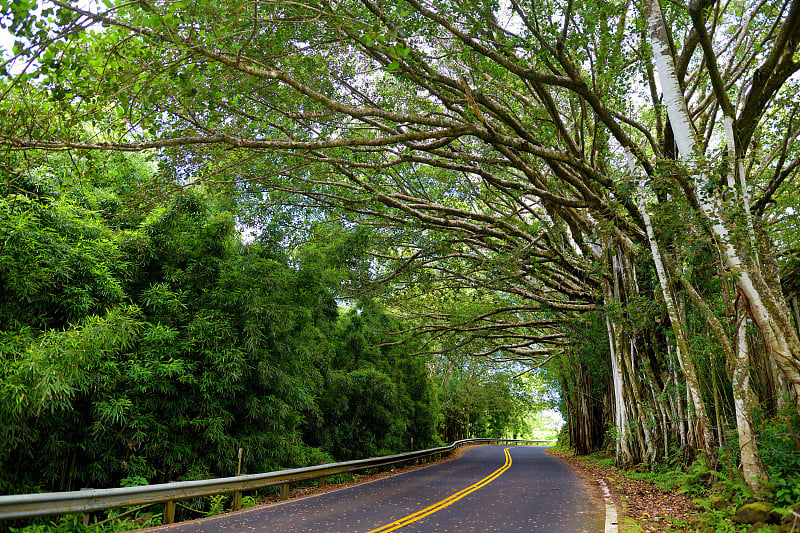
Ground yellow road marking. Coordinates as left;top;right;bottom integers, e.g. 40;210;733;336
364;447;514;533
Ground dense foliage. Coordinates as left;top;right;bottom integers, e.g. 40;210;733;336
0;153;540;497
2;0;800;521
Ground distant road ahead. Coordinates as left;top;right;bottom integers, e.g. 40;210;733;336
149;445;603;532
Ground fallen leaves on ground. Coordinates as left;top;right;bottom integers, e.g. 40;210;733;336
550;449;696;532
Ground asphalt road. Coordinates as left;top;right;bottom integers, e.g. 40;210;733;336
148;445;604;533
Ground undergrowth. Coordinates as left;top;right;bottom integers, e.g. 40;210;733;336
574;447;800;532
6;493;262;533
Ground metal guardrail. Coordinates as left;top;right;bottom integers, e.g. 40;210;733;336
0;438;554;523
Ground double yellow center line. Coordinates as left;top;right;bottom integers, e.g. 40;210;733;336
365;447;514;533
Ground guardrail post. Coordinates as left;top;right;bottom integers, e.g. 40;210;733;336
164;500;175;524
280;483;289;500
318;476;326;488
234;447;244;511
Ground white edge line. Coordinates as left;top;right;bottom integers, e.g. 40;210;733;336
598;479;618;533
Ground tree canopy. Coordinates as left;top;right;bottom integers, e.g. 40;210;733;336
2;0;800;500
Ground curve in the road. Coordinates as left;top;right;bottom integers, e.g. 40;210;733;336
366;447;513;533
146;445;604;533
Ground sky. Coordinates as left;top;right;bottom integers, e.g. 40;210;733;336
1;0;99;68
1;25;13;61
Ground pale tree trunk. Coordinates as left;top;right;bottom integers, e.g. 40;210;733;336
670;256;770;492
619;339;646;461
604;264;635;465
641;340;671;459
722;117;760;270
618;250;660;462
604;245;667;464
625;340;658;462
631;151;716;455
644;0;800;415
606;309;634;464
674;367;689;448
734;310;770;494
597;237;636;464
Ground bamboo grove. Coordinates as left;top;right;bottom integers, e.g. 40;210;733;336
0;157;542;496
1;0;800;497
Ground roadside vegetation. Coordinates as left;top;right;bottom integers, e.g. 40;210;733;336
0;153;551;530
552;418;800;533
2;0;800;531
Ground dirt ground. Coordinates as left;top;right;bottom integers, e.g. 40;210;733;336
550;449;696;532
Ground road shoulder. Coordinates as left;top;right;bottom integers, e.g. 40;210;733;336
548;448;695;532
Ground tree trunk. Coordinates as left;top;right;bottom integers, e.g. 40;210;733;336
644;0;800;415
605;305;634;464
633;162;715;455
733;311;769;494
